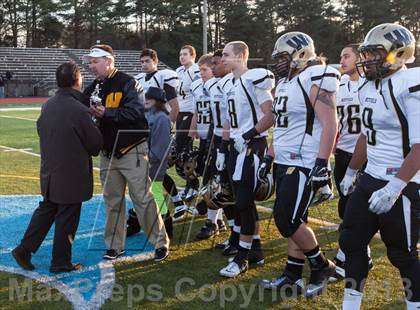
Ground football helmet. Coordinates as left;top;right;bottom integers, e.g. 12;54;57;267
255;173;275;201
181;147;199;180
203;175;235;210
357;23;415;80
271;32;316;78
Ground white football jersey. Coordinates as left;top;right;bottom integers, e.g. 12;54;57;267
336;76;363;153
205;75;231;137
134;69;178;93
176;63;201;113
191;78;212;139
226;69;274;139
272;64;340;169
359;67;420;183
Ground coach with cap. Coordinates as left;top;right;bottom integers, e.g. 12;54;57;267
84;44;170;261
12;62;103;273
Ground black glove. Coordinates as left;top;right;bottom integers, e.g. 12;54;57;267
257;155;274;181
308;158;329;191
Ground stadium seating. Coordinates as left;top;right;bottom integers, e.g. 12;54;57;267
0;47;169;96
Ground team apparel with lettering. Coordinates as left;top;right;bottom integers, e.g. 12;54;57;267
358;67;420;182
190;78;212;139
272;64;340;169
176;63;201;113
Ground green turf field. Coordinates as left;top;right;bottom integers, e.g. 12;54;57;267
0;107;409;309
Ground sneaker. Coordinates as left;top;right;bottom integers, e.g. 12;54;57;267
228;249;264;265
329;257;345;282
154;247;169;262
173;205;188;222
219;259;248;278
196;220;219;240
217;219;227;232
103;249;125;260
12;246;34;271
304;259;336;298
187;206;200;216
260;271;304;296
312;192;334;206
215;239;229;250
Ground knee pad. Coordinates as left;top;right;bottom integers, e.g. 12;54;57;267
239;209;256;235
273;204;300;238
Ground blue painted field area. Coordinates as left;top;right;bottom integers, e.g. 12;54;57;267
0;195;154;305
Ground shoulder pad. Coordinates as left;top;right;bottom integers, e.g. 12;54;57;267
175;66;184;74
391;67;420;97
157;69;178;87
243;68;275;90
220;73;234;91
305;65;340;92
204;77;219;91
190;79;203;94
134;72;145;81
188;64;201;81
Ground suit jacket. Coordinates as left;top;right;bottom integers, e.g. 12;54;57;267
37;87;103;204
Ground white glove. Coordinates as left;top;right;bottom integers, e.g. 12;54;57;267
340;168;358;196
368;177;406;214
234;135;248;153
215;149;225;171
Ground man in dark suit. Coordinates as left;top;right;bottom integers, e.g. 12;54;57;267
12;62;103;273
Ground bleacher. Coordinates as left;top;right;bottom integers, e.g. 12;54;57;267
0;47;170;96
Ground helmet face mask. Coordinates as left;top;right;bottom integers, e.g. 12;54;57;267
356;46;389;80
270;52;292;79
203;175;235;210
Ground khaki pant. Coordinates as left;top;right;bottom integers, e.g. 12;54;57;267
100;143;169;251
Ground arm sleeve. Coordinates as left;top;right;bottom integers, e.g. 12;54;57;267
102;79;146;124
164;84;177;101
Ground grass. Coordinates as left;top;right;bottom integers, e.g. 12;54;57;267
0;107;411;309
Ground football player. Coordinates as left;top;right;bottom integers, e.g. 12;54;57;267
218;41;275;278
330;44;372;281
188;53;228;239
126;49;187;234
175;45;201;202
339;23;420;310
259;32;339;298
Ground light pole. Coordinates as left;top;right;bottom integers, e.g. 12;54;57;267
203;0;208;54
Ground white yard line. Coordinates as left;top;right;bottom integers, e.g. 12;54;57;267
0;107;41;111
0;115;37;122
0;144;100;171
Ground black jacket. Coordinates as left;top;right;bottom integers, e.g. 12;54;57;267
84;69;149;157
37;88;103;204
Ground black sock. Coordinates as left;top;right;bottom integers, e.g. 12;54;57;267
251;238;261;251
229;231;239;247
285;256;304;279
304;245;328;269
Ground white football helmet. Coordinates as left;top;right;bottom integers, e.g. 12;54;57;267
271;32;316;78
357;23;416;80
255;174;275;202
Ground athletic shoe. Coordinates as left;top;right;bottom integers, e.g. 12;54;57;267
173;205;188;222
312;192;335;206
329;257;374;282
260;271;304;296
215;239;229;250
219;259;248;278
329;257;345;282
187;206;200;216
217;219;227;232
196;220;219;240
103;249;125;260
50;263;82;273
304;259;336;298
228;249;264;265
154;247;169;262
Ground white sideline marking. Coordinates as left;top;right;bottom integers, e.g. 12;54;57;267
0;107;41;111
0;145;100;171
0;115;37;122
